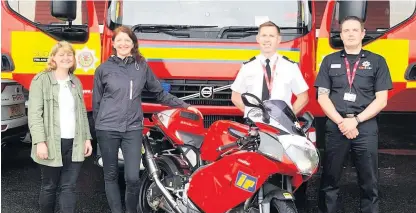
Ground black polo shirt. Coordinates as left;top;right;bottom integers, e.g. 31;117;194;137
314;49;393;115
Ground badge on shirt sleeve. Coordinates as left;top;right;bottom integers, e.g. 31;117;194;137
343;92;356;102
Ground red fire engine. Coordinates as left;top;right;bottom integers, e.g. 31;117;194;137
2;0;415;146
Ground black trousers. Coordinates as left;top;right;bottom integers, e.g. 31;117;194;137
318;118;379;213
96;130;143;213
39;138;83;213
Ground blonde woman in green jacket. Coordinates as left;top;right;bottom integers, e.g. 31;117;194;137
28;41;93;213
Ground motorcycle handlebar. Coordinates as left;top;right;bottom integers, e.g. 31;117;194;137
216;137;252;152
217;142;239;152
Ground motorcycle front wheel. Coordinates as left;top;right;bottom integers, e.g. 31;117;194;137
271;198;298;213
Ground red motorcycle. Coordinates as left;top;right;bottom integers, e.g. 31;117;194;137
138;93;319;213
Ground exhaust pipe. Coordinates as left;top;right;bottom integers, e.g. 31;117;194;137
142;136;183;213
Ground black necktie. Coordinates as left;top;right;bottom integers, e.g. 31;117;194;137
262;59;271;101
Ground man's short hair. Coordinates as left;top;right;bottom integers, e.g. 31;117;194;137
340;16;365;30
259;21;281;34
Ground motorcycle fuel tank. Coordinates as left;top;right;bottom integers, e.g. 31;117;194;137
200;120;248;162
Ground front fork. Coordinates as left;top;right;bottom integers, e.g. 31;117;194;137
254;176;295;213
259;187;269;213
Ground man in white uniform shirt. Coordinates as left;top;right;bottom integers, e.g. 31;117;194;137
231;21;310;209
231;21;309;117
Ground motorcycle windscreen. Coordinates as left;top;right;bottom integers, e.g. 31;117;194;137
248;99;304;136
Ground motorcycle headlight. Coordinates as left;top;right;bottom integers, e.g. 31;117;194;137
285;144;319;175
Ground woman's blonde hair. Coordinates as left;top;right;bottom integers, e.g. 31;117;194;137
45;41;77;74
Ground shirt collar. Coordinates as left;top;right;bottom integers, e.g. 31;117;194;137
47;71;75;85
340;49;368;58
258;53;280;65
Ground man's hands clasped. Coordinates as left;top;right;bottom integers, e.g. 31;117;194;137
338;118;359;139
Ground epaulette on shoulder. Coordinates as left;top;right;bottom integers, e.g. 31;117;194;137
243;56;256;65
282;56;296;64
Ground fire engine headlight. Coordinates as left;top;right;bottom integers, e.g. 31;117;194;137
285;144;319;175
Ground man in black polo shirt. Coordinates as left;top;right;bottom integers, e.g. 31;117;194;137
314;16;393;213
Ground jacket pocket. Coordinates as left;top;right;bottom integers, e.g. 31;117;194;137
97;99;120;125
329;70;346;88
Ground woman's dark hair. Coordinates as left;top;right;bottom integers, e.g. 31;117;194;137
112;26;144;62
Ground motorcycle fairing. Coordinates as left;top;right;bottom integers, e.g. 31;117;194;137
187;151;299;213
235;171;258;193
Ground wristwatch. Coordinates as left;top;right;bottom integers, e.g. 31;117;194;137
354;115;361;124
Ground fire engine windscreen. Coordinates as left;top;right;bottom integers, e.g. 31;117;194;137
108;0;308;29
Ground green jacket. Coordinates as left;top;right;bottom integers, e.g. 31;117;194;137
28;71;92;167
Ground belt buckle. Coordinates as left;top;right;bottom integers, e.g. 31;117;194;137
345;114;355;118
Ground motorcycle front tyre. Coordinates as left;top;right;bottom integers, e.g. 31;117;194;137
271;198;298;213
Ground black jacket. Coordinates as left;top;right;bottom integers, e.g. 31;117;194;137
92;56;190;132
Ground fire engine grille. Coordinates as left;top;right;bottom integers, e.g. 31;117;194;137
141;79;235;106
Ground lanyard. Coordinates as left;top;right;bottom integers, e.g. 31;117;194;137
344;57;360;92
261;59;278;95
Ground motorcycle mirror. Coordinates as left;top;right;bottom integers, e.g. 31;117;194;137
241;93;262;107
298;111;314;133
241;93;270;124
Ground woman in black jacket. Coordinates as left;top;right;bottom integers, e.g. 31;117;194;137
92;26;200;213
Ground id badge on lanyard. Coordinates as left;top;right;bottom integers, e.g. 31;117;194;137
343;57;360;102
262;60;278;96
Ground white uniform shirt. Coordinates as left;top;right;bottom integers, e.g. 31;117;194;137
231;53;309;117
57;77;76;139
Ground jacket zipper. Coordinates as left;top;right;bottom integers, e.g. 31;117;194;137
130;80;133;100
